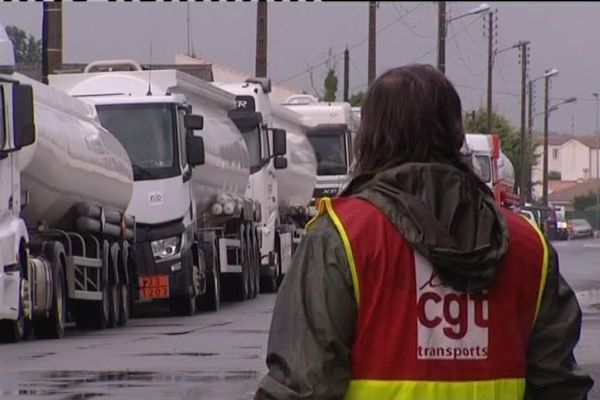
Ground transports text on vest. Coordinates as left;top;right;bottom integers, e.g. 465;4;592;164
415;253;490;360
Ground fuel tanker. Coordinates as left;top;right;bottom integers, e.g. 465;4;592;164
50;60;265;313
0;26;136;343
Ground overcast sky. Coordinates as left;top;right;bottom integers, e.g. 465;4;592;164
1;1;598;136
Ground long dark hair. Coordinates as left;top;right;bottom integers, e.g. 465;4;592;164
354;64;469;176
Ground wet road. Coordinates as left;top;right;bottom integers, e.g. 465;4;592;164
0;296;274;400
0;237;598;400
553;237;600;399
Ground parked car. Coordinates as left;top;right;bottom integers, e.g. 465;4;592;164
521;205;557;240
568;218;594;239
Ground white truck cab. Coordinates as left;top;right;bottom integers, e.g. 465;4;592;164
282;95;358;205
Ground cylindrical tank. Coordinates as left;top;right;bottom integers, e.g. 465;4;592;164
15;73;133;229
169;77;251;215
498;151;515;187
49;64;251;220
271;104;317;212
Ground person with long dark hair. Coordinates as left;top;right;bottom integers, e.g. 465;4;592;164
255;64;592;400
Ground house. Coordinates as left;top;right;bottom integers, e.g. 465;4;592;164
531;134;600;200
549;179;600;211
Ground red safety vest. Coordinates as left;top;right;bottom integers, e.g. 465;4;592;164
309;197;549;400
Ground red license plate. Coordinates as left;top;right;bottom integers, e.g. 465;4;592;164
139;275;170;300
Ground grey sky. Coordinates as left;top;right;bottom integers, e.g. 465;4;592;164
1;1;598;136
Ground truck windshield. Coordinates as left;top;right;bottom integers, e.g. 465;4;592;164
96;103;179;181
307;126;347;176
474;155;492;183
239;125;262;171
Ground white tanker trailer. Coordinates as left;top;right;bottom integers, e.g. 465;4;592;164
0;27;136;342
271;103;317;253
50;60;267;312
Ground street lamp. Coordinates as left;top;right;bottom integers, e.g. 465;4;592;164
437;2;490;74
543;68;573;207
593;92;599;231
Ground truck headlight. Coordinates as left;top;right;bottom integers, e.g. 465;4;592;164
151;236;182;261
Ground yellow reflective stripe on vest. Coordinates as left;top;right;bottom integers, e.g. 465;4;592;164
306;197;360;305
344;378;525;400
520;215;550;323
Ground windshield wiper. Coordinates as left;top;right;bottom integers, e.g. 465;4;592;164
132;165;159;179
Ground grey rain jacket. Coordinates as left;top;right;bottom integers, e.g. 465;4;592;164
255;163;593;400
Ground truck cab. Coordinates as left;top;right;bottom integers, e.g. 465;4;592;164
282;95;358;206
214;78;289;292
50;62;207;316
0;51;36;340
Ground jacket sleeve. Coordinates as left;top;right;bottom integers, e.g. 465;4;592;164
254;216;357;400
525;243;594;399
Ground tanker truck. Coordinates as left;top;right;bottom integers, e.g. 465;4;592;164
0;28;135;343
282;95;359;207
214;79;309;293
464;133;520;208
50;60;276;312
270;103;317;256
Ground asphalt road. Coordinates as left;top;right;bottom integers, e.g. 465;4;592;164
0;237;598;400
553;237;600;399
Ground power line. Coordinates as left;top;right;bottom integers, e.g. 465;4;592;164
496;56;513;93
277;2;424;84
392;3;435;39
449;22;485;77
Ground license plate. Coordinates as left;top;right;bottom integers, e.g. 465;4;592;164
139;275;170;300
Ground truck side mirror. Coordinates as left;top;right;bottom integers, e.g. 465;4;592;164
274;156;288;170
186;134;205;167
184;114;204;131
13;83;35;149
272;128;286;157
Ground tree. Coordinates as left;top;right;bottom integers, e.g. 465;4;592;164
5;25;41;64
464;107;536;193
322;48;338;102
323;69;338;102
573;191;597;212
349;91;364;107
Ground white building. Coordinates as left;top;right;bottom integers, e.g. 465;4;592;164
532;134;600;200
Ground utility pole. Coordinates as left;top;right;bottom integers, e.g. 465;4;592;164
594;92;599;230
486;10;494;136
518;41;529;205
527;79;534;202
437;1;447;74
368;2;377;85
542;71;551;207
42;1;62;84
343;47;350;102
255;1;268;78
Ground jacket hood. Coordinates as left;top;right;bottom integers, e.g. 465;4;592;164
340;162;509;292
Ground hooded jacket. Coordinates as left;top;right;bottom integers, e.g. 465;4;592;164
255;163;593;400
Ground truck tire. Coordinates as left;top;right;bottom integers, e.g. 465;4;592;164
169;294;196;316
0;252;29;343
253;227;260;297
117;283;129;327
198;246;220;312
34;259;66;339
246;227;256;300
107;282;119;328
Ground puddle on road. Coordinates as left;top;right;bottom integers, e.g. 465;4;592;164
10;369;260;398
135;352;218;357
577;289;600;313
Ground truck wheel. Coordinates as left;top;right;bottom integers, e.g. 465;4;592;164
198;247;220;312
261;250;280;294
253;227;260;297
169;294;196;316
246;228;256;300
0;278;27;343
199;266;220;312
107;282;119;329
117;284;129;326
34;261;66;339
